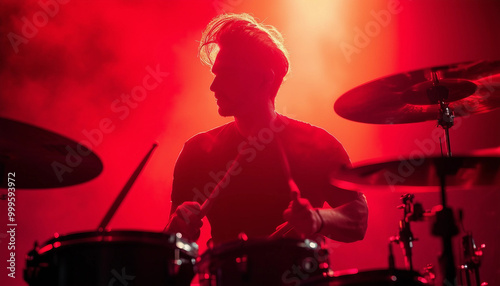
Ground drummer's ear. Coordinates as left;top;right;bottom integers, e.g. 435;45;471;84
262;69;275;88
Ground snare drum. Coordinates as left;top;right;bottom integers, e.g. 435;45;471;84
197;238;330;286
302;269;429;285
24;230;198;286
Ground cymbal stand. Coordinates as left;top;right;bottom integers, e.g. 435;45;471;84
431;157;460;286
427;70;454;158
427;72;460;285
458;211;486;286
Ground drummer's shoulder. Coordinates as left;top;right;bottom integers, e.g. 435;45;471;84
183;122;236;150
281;115;344;149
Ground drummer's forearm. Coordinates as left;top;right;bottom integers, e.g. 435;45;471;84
317;194;368;242
164;202;180;232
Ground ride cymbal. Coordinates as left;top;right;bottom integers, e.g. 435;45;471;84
335;60;500;124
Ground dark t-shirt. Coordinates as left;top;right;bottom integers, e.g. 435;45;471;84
171;115;350;244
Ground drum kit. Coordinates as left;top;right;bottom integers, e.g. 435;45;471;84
1;59;499;285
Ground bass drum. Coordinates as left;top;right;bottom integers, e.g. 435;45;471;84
24;230;198;286
302;269;429;285
197;238;330;286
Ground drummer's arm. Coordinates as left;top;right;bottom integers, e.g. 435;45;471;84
315;136;368;242
165;186;204;241
318;188;368;242
164;140;204;240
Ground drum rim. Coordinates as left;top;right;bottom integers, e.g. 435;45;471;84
36;230;198;256
200;237;323;258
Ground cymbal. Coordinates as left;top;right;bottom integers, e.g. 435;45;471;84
335;60;500;124
331;156;500;192
0;117;103;189
472;146;500;156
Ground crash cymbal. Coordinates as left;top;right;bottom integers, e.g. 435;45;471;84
0;117;103;189
335;60;500;124
472;146;500;155
331;156;500;192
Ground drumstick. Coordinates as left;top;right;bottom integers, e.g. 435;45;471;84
163;153;242;233
99;142;158;230
199;152;242;217
268;182;297;238
268;138;301;238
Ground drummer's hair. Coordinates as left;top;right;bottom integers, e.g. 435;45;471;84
199;13;290;95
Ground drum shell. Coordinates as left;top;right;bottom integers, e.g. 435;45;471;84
301;269;429;286
24;230;198;286
197;238;330;286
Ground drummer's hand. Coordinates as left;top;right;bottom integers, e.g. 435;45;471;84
165;202;203;241
283;191;322;236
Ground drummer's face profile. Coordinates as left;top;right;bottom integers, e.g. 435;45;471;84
210;49;267;117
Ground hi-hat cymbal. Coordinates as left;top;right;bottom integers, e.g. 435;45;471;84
0;117;103;189
335;60;500;124
331;156;500;192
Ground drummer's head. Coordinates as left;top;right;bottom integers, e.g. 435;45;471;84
199;13;289;116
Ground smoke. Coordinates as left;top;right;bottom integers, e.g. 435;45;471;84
0;0;212;135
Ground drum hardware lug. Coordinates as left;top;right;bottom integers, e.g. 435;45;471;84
316;248;329;263
238;232;248;241
315;248;331;275
210;274;217;286
198;272;214;284
302;257;317;272
422;264;436;286
175;232;183;239
168;261;182;277
236;255;249;276
460;230;486;286
168;248;182;276
97;227;112;234
24;241;42;285
304;239;319;249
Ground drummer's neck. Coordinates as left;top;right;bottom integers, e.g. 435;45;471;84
234;105;277;138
